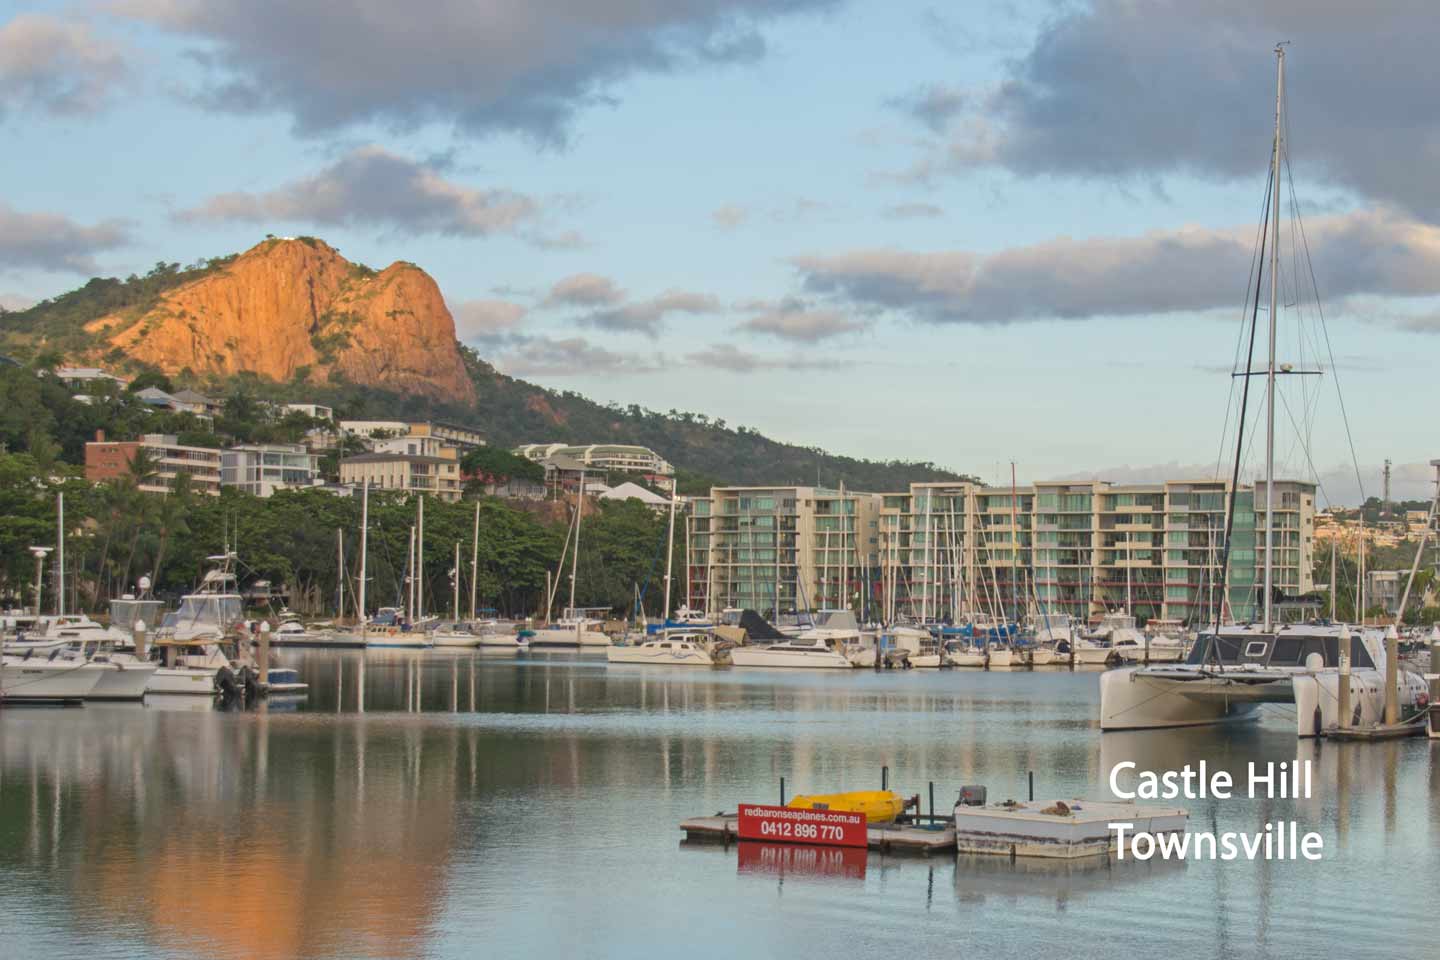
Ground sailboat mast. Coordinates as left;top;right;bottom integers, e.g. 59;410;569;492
56;491;64;617
470;500;480;621
337;528;344;617
568;472;583;615
358;480;368;634
662;493;678;620
453;541;461;621
1263;44;1285;632
417;494;425;620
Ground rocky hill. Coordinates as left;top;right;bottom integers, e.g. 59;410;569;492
80;238;474;403
0;236;968;491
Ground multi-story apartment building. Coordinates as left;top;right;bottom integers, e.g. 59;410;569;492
221;443;322;497
515;443;675;492
687;477;1313;625
339;449;462;501
340;420;486;452
84;433;223;495
683;486;880;617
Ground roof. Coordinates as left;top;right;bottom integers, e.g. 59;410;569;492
599;481;669;505
135;386;176;404
543;454;588;472
171;389;216;404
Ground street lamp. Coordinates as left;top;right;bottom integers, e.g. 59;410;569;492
28;546;52;617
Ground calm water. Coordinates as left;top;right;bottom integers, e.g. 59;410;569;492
1;652;1434;959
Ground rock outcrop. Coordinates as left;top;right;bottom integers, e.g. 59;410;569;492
87;238;476;404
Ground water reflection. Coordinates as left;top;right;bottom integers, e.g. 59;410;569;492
0;654;1434;960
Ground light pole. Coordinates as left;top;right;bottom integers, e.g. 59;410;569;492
29;546;52;617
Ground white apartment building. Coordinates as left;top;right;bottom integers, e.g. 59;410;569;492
221;443;322;497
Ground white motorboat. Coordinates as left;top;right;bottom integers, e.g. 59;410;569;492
729;636;852;669
607;630;714;665
530;608;612;648
794;609;874;666
150;555;246;694
944;641;988;668
1067;636;1115;666
0;654;105;702
1100;623;1426;735
1114;633;1186;664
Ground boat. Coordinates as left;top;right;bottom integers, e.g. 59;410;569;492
529;608;612;648
364;607;429;648
150;554;247;695
1099;47;1427;737
729;636;852;669
1114;632;1186;664
0;653;105;703
787;790;909;823
606;629;715;665
795;609;874;667
944;640;988;668
430;621;486;648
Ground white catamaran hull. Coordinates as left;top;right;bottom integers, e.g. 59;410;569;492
728;647;851;669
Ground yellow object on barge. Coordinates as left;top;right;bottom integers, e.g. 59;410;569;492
787;790;906;824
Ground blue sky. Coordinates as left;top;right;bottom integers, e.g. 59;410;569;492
3;0;1439;502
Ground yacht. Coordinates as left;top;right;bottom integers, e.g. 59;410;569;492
796;609;874;667
430;621;486;648
150;556;246;695
1099;47;1428;737
0;653;106;702
364;607;430;648
607;630;715;665
729;635;852;669
1100;623;1426;734
530;607;612;648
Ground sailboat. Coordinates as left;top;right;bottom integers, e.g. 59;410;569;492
531;474;612;648
1099;46;1426;735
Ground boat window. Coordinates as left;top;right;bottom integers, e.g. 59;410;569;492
659;642;671;648
1243;640;1269;660
1269;636;1302;663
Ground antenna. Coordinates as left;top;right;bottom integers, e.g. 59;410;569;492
1383;458;1392;511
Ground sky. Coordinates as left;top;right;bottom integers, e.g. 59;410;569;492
3;0;1439;503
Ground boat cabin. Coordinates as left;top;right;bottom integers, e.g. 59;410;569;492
1187;626;1377;669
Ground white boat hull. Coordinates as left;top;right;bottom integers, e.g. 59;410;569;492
987;648;1015;668
909;654;942;668
147;667;218;696
1026;647;1057;666
946;650;987;668
529;627;611;648
1;660;104;701
431;632;484;648
1073;645;1114;665
365;631;429;649
606;646;713;665
728;647;851;669
87;660;159;700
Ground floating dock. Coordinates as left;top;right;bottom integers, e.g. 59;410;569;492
681;815;956;855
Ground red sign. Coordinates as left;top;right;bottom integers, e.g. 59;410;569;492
737;803;868;848
736;841;867;880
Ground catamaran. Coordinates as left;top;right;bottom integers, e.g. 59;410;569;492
1099;47;1426;735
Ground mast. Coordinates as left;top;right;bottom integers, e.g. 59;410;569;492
417;494;425;620
56;491;64;617
1263;44;1285;632
568;472;583;616
1010;463;1019;623
662;492;678;620
470;500;480;621
358;480;368;636
1329;538;1336;620
407;525;416;620
337;528;345;618
453;541;461;621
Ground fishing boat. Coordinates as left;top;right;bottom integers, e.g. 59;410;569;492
149;555;246;695
606;630;715;665
1100;47;1426;736
729;636;852;669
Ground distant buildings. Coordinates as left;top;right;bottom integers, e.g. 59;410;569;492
340;419;486;451
85;433;223;495
339;449;462;502
221;443;322;497
514;442;674;492
683;477;1317;625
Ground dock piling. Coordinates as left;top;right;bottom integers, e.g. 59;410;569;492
1338;648;1352;730
1028;770;1034;802
134;619;147;661
882;766;888;791
779;776;786;806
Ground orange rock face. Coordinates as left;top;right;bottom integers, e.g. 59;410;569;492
88;238;476;404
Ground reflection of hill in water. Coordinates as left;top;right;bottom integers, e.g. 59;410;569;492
0;705;466;960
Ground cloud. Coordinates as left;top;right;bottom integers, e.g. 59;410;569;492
684;343;831;372
882;202;944;220
543;273;624;308
491;335;660;378
791;208;1440;325
584;290;722;337
175;146;542;238
0;202;131;273
900;1;1440;220
543;274;720;336
0;14;129;118
0;293;37;312
712;203;750;229
735;296;869;341
452;299;527;345
887;83;965;133
115;0;833;144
